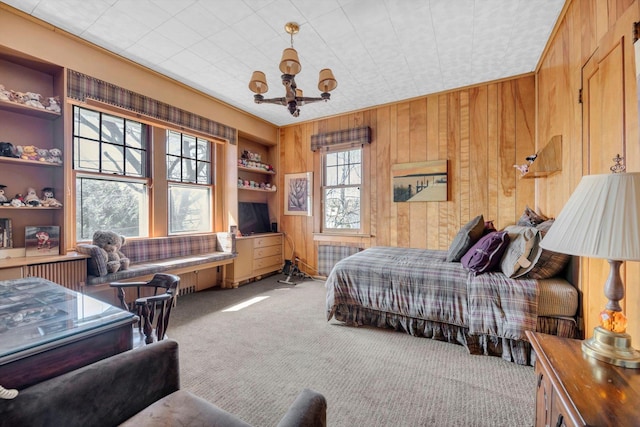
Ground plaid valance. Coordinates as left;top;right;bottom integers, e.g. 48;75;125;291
67;69;237;144
311;126;371;151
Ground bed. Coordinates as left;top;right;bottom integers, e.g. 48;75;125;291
325;245;579;365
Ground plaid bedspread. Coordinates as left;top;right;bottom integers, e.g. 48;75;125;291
326;246;539;341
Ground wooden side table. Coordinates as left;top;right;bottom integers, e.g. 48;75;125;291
527;331;640;427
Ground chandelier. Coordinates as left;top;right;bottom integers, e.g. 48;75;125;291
248;22;337;117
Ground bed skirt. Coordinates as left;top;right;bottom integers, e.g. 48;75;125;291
331;304;578;366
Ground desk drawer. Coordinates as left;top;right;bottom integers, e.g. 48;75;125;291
254;245;282;259
253;254;282;271
254;235;282;248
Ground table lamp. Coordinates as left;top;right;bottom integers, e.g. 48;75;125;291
540;156;640;368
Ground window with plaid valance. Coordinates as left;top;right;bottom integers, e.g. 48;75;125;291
311;126;371;151
67;69;237;144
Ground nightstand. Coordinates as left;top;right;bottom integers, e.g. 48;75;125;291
527;331;640;426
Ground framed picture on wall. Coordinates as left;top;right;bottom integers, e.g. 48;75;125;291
284;172;313;216
0;218;12;248
25;226;60;257
391;160;448;202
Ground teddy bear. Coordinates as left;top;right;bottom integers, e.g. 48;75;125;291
0;185;7;204
40;187;62;207
18;145;38;161
46;147;63;164
36;147;49;162
92;230;130;274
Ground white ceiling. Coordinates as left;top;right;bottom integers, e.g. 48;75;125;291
3;0;564;127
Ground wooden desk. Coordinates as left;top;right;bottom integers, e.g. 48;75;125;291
527;331;640;427
0;277;137;390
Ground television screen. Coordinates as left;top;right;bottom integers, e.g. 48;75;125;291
238;202;272;235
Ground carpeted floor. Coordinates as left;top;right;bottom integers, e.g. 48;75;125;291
168;276;536;427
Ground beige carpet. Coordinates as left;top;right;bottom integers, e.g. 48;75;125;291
169;276;535;427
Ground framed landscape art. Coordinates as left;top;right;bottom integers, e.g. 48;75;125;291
392;160;448;202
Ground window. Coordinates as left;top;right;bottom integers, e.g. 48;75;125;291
322;147;362;231
166;130;212;234
73;106;149;240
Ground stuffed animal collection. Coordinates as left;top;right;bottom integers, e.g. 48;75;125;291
92;230;130;274
0;186;62;207
0;141;63;164
0;83;60;113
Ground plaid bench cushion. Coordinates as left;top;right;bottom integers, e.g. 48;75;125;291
77;233;236;281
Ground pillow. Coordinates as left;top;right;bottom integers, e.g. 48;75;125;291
526;219;571;279
500;225;543;278
446;215;485;262
76;243;108;277
483;220;497;235
516;206;549;227
461;231;510;274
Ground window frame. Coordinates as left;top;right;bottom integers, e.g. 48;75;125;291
165;130;214;235
72;105;151;241
321;145;363;234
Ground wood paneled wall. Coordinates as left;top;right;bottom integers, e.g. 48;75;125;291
537;0;640;342
279;75;536;278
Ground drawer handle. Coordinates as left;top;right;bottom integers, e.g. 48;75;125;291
555;414;564;427
537;372;543;387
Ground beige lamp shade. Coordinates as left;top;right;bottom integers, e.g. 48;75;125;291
318;68;337;92
249;71;268;94
540;172;640;261
279;48;301;75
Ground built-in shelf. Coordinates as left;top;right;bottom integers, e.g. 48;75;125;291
521;135;562;179
0;156;62;167
0;206;62;210
238;165;276;175
0;99;61;119
238;186;277;193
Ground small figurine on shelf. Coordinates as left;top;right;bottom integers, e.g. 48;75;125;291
25;92;45;109
24;187;41;207
241;150;250;160
18;145;39;161
41;187;62;207
42;96;61;113
36;147;49;162
0;84;10;102
10;193;24;207
0;185;7;203
46;148;63;164
0;141;19;158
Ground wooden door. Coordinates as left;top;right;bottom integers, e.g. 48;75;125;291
580;6;639;339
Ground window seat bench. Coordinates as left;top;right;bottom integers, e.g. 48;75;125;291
76;233;236;300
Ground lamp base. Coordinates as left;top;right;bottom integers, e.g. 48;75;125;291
582;326;640;368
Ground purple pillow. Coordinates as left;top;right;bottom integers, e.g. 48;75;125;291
461;231;510;274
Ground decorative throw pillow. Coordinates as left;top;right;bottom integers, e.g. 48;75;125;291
76;243;108;277
446;215;485;262
483;220;497;235
526;219;571;279
500;225;543;278
461;231;510;274
516;206;549;227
